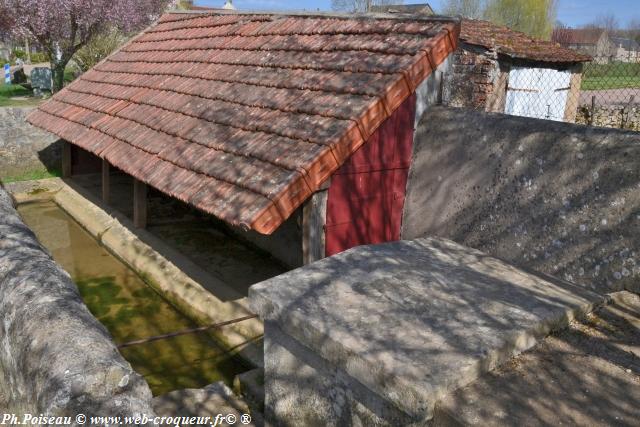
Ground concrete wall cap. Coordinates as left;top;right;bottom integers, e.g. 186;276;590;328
249;237;606;418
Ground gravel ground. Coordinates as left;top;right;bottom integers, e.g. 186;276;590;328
580;88;640;106
435;291;640;426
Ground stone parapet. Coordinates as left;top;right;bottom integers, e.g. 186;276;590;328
0;184;154;418
249;237;606;426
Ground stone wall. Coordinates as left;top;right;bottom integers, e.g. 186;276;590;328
225;209;303;269
576;104;640;131
0;107;60;179
402;106;640;295
0;185;154;418
444;44;499;111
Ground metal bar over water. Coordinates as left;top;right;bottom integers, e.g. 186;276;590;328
117;314;258;349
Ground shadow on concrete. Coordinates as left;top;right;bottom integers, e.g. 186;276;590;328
249;238;639;425
436;292;640;425
403;106;640;296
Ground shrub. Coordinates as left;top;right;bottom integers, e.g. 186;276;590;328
29;51;49;63
74;27;129;72
10;47;26;63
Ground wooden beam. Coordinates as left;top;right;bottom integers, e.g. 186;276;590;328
563;63;583;123
101;159;110;204
302;189;328;265
61;141;72;178
133;179;147;229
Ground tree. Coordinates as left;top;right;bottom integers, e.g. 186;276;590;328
483;0;557;39
629;18;640;44
331;0;402;13
73;27;128;72
169;0;194;10
442;0;485;19
551;21;574;46
0;0;169;92
593;13;619;34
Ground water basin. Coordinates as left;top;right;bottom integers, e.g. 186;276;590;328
18;201;250;396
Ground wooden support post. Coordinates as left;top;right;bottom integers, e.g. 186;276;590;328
101;159;110;204
61;141;72;178
589;95;596;126
302;189;329;265
133;179;147;229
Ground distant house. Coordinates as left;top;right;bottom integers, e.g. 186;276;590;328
370;3;434;14
610;37;640;63
552;28;613;64
177;0;233;10
445;19;592;123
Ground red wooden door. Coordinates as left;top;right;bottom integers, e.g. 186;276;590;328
325;94;416;256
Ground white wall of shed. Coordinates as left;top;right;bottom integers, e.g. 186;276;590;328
505;67;572;122
414;54;453;129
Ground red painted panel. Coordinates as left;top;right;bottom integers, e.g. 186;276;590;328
325;94;416;257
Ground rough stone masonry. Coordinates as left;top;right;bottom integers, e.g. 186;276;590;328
0;184;154;420
403;106;640;295
0;107;60;179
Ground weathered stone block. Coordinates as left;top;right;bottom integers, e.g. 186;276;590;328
0;185;154;419
0;107;60;178
250;237;605;426
403;106;640;294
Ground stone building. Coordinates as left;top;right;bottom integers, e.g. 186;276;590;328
445;19;592;123
611;37;640;63
552;28;613;64
370;3;434;15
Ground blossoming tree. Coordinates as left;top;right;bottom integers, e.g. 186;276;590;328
0;0;170;91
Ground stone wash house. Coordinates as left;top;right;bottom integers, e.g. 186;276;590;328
445;19;591;123
27;10;458;268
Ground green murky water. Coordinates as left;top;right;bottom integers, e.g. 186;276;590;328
17;201;249;396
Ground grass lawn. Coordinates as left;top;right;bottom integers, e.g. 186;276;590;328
581;62;640;91
0;81;42;107
582;76;640;91
0;66;79;107
0;168;61;184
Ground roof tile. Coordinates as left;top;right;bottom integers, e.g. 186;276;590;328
28;11;458;233
461;19;591;63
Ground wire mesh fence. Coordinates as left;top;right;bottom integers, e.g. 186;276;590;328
451;60;640;131
576;62;640;130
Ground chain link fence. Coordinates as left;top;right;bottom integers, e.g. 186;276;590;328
446;52;640;132
576;62;640;130
492;61;640;131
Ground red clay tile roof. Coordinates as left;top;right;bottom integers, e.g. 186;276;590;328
27;11;458;234
461;19;591;63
